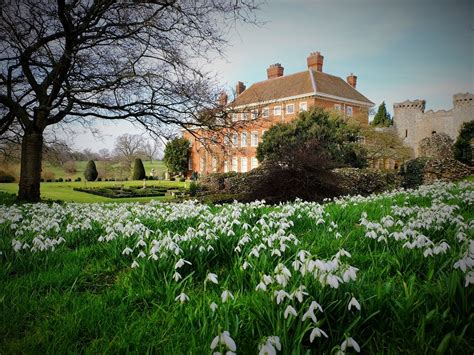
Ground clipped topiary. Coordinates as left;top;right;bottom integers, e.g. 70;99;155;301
132;158;146;180
84;160;98;181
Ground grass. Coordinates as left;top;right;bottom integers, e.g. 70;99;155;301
0;182;472;353
0;180;186;203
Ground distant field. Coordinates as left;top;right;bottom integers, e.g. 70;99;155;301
0;180;186;203
2;160;166;181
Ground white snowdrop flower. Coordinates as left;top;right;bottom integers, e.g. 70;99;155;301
302;307;317;323
423;248;433;257
137;251;146;258
292;259;302;272
173;272;182;282
267;336;281;350
326;274;341;289
122;247;133;255
465;270;474;287
336;249;351;259
221;290;234;303
136;240;146;248
335;232;342;239
263;274;273;285
175;258;191;269
210;331;237;352
284;305;297;319
210;302;218;312
131;260;139;268
344;266;359;282
274;290;291;304
309;327;328;342
259;336;281;355
242;261;251;270
309;300;324;313
271;249;281;257
292;285;308;303
175;292;189;303
206;273;219;284
256;282;267;292
341;337;360;353
348;297;361;311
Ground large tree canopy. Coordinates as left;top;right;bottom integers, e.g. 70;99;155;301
0;0;260;201
163;137;190;176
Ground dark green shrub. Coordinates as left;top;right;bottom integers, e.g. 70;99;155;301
84;160;98;181
400;157;430;189
97;177;102;181
46;179;52;182
179;177;186;182
57;177;64;182
132;158;146;180
40;178;44;182
75;177;81;182
0;171;15;183
454;120;474;166
189;182;200;196
170;177;176;181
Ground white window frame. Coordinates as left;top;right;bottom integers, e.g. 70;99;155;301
251;131;259;147
224;160;229;173
211;157;217;172
334;104;341;112
251;109;258;119
232;157;238;172
232;133;238;147
274;106;282;116
241;131;247;147
346;106;353;117
240;157;248;173
242;112;249;120
224;135;230;145
251;157;258;170
232;113;238;122
263;107;270;118
299;101;308;112
286;104;295;114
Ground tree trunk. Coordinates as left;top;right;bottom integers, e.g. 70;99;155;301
18;130;44;202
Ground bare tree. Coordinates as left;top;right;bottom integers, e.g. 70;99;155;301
0;0;260;201
113;133;144;167
142;139;162;163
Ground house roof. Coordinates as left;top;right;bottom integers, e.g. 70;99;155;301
232;69;374;107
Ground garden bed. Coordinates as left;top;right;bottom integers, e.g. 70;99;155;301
73;186;181;198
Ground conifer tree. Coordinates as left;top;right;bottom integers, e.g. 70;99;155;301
84;160;98;181
372;102;392;127
132;158;146;180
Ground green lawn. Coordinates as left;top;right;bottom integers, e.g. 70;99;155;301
3;160;166;182
0;181;472;353
0;179;186;203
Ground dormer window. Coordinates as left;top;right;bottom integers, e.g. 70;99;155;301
286;104;295;114
299;102;307;112
346;106;353;117
334;104;341;112
263;107;270;118
274;106;281;116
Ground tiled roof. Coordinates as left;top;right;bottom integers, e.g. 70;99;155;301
232;69;374;107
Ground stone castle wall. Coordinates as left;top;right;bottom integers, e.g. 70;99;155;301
392;93;473;157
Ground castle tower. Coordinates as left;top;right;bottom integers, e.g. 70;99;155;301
392;99;426;151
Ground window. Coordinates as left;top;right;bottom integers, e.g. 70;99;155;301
243;112;249;120
232;157;238;172
241;132;247;147
224;135;230;145
188;158;192;171
286;104;295;114
346;106;353;117
251;131;258;147
299;102;307;112
251;157;258;170
263;107;270;118
212;157;217;172
251;109;258;119
199;156;205;172
232;113;238;122
224;160;229;173
241;157;248;173
274;106;281;116
232;133;238;147
334;104;341;112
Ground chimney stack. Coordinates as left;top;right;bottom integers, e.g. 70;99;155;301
307;51;324;72
347;73;357;88
236;81;246;96
267;63;284;79
219;91;228;106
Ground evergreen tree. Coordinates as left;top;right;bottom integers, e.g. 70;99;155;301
372;101;392;127
132;158;146;180
453;121;474;166
164;138;191;176
84;160;98;181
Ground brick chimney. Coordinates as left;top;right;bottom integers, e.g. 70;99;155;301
347;73;357;88
219;91;228;106
267;63;284;79
307;51;324;72
236;81;246;96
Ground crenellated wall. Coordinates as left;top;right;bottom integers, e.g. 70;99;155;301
393;93;473;156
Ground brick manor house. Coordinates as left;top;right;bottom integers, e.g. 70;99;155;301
183;51;374;176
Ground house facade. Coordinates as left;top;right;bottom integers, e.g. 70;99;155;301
183;52;374;176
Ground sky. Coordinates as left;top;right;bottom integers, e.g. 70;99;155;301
66;0;474;152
